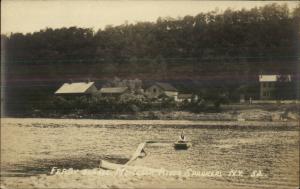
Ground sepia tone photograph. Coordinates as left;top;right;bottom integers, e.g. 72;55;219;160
1;0;299;188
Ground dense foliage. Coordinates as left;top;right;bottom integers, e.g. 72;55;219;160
2;4;299;65
47;94;222;116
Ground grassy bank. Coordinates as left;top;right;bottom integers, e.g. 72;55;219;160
4;103;299;122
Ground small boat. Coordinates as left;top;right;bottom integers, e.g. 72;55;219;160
174;140;191;150
174;130;191;150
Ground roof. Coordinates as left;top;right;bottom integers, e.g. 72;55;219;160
259;75;291;82
178;94;193;99
100;87;128;94
154;82;177;91
55;82;95;94
259;75;277;82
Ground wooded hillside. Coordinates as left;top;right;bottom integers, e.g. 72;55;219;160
1;3;299;115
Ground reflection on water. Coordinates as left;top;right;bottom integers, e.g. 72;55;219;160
1;120;299;188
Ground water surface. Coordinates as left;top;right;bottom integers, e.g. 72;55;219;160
1;119;299;188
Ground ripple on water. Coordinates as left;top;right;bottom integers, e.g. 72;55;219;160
1;120;299;188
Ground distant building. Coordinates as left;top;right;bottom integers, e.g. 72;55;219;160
259;75;291;100
55;82;97;96
99;87;129;97
176;94;194;102
145;82;178;99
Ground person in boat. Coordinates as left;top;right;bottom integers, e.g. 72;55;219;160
141;148;147;155
139;148;147;158
179;130;186;142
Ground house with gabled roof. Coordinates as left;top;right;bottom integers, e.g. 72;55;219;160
145;82;178;100
55;81;97;96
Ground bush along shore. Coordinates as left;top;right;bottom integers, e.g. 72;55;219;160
8;95;299;122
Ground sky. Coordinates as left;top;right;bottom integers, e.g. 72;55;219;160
1;0;299;34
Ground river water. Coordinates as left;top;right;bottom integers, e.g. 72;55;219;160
1;118;299;188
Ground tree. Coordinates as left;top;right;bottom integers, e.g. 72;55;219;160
274;75;295;100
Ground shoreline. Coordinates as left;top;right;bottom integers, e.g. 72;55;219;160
2;117;299;128
3;104;299;122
